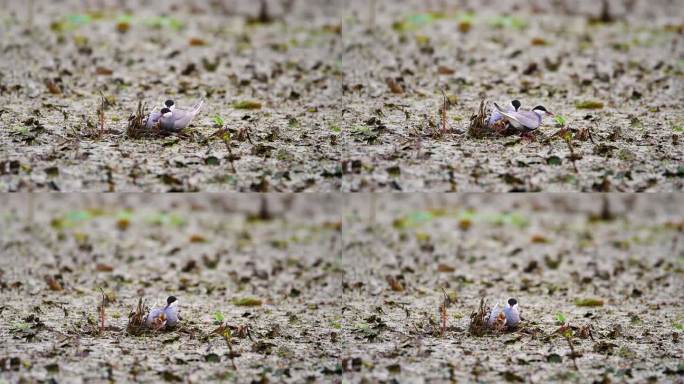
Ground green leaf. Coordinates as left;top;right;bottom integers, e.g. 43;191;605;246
554;115;567;126
547;156;562;166
555;312;567;324
574;298;604;307
212;115;225;126
212;311;224;323
232;100;262;110
547;353;562;363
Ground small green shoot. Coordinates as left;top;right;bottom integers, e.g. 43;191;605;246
213;311;225;324
555;312;567;324
212;115;225;127
554;115;567;127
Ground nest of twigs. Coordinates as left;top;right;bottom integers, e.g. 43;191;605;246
467;100;521;138
468;297;490;336
126;101;163;139
126;297;149;336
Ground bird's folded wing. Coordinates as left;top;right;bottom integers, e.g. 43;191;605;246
498;110;540;128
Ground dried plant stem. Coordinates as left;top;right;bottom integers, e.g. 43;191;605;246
98;289;106;336
439;89;449;136
467;100;489;139
468;298;488;336
213;323;238;370
439;298;448;337
219;130;237;173
97;93;106;137
563;332;579;371
562;130;579;174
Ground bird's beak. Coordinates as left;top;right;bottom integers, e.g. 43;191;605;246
547;111;555;116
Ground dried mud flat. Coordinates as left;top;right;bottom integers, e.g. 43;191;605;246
340;195;684;382
0;195;342;382
341;0;684;192
0;0;342;192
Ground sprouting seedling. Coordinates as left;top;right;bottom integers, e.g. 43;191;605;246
213;311;225;324
554;114;567;127
211;323;237;370
555;312;567;324
212;114;225;127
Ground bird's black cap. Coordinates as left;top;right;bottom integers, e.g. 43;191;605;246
161;108;172;114
167;296;178;305
165;100;175;107
511;100;521;110
508;298;517;306
532;105;548;112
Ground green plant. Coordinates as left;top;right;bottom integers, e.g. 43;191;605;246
554;115;567;127
213;311;225;323
555;312;567;324
212;115;225;127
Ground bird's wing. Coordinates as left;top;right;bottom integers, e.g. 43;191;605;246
487;304;501;326
172;111;197;130
190;99;204;114
145;308;163;326
497;110;541;129
145;112;161;129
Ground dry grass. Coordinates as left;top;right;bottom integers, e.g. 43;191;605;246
467;100;521;139
467;100;490;139
468;298;489;336
126;297;149;336
76;94;108;140
98;289;105;336
126;101;163;139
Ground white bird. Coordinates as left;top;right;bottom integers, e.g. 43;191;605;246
502;298;520;328
487;298;520;330
144;110;162;129
487;100;521;127
145;296;181;330
159;99;204;132
493;103;553;132
144;100;177;129
164;100;176;111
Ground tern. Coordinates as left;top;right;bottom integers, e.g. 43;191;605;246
487;100;521;127
159;99;204;132
164;100;176;111
493;103;553;132
487;298;520;330
145;296;181;330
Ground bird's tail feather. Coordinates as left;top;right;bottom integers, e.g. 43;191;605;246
192;99;205;115
492;102;505;113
